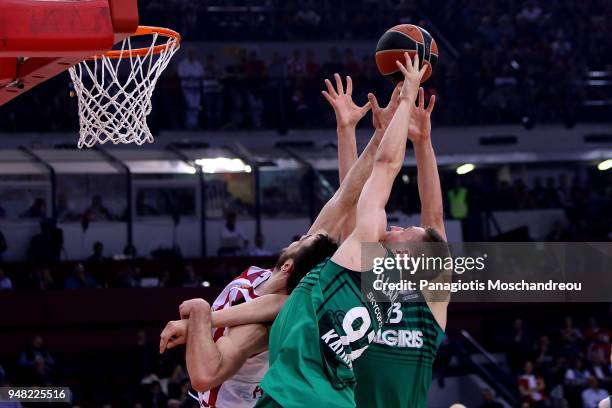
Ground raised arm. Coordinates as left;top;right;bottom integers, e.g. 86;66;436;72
408;87;450;329
322;74;368;184
186;300;268;393
310;80;404;241
306;122;387;239
409;88;445;238
332;53;426;270
322;74;369;241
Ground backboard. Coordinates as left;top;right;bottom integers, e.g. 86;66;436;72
0;0;138;106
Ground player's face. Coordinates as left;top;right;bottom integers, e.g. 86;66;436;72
383;225;427;244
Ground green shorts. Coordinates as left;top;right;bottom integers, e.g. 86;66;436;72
253;392;283;408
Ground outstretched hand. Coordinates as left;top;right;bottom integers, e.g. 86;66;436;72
322;74;371;128
395;52;427;103
367;84;401;131
408;87;436;144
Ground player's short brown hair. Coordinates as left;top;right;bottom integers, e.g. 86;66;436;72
281;234;338;292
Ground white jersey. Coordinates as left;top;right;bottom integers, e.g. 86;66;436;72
189;266;271;408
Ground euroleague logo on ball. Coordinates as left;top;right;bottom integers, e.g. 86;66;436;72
375;24;438;84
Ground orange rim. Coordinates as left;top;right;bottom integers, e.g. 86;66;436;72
95;26;181;59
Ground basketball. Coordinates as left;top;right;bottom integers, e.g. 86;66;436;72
375;24;438;84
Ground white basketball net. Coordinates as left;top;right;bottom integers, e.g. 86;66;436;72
68;31;179;148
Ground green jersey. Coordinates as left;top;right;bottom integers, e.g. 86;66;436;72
354;296;444;408
256;259;387;408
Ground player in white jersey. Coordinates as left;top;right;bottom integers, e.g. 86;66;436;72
160;231;337;408
187;266;272;408
159;74;403;408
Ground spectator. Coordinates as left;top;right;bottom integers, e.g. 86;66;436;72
29;355;53;386
531;177;546;206
131;330;158;382
478;388;503;408
177;49;204;129
287;49;306;78
582;377;609;408
87;241;107;263
343;48;360;78
18;335;55;372
558;174;570;206
247;89;265;129
20;197;47;219
561;316;584;351
136;191;159;216
25;268;55;290
64;263;97;289
518;361;547;406
249;232;273;256
516;1;543;24
587;333;612;381
294;6;321;34
533;335;555;371
181;264;202;288
447;178;469;220
124;244;138;260
245;51;265;78
56;192;79;222
513;178;536;209
83;195;114;222
584;318;605;341
143;381;167;408
158;270;171;288
0;267;13;290
202;54;223;129
166;365;188;400
38;268;55;290
218;212;247;256
565;357;591;387
116;265;142;288
27;219;64;263
305;49;320;78
267;52;287;79
543;176;561;208
322;47;344;77
0;228;6;261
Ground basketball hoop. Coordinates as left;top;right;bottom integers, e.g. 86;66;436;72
68;26;180;148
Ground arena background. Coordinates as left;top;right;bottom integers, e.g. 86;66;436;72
0;0;611;407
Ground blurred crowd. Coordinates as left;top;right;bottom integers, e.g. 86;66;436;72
1;313;608;407
385;169;612;241
434;313;612;408
2;1;612;132
0;166;610;290
0;249;277;291
0;167;609;264
502;316;611;407
0;331;196;407
421;0;612;125
141;0;414;41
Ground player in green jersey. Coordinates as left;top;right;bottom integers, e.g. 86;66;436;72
157;72;395;406
255;52;431;408
353;85;450;408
